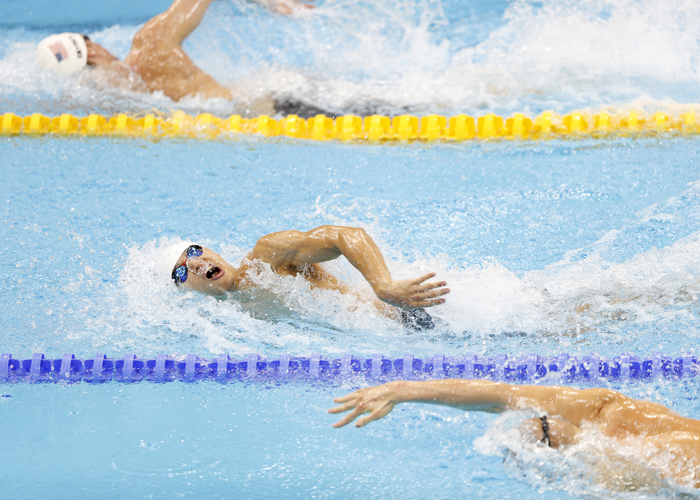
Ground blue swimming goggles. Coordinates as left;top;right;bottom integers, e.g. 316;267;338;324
171;245;203;286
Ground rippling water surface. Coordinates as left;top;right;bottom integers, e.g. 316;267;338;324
2;0;700;498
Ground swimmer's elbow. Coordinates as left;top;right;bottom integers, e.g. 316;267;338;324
584;388;626;404
306;226;368;246
337;226;370;243
578;388;629;418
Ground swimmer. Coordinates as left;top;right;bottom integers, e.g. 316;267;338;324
329;379;700;487
157;225;450;329
35;0;323;116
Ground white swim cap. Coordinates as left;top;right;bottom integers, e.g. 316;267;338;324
36;33;88;75
155;242;192;283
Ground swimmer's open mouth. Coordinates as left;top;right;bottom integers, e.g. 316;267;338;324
206;267;224;280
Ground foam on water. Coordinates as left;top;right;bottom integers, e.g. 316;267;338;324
2;0;700;116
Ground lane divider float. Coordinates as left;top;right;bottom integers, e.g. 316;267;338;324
0;352;696;384
2;109;699;142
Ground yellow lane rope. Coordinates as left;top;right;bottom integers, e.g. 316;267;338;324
2;109;698;141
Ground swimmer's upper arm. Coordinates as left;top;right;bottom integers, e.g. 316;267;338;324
250;227;345;269
502;385;627;424
552;388;628;424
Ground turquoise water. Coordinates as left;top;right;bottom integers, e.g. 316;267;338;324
3;0;700;498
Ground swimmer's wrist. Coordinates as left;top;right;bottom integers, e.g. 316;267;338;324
371;279;394;296
388;380;418;403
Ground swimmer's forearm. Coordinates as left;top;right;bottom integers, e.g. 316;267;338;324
390;380;514;413
295;226;448;308
390;380;590;415
330;227;393;290
147;0;214;42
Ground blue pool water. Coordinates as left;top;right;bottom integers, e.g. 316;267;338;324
3;0;700;498
3;136;700;499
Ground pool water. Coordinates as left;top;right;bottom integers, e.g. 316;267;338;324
3;0;700;498
3;135;700;498
4;137;700;358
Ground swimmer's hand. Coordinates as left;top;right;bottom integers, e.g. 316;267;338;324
373;272;449;309
329;382;404;428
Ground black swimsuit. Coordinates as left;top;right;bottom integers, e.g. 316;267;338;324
540;416;552;447
398;308;435;330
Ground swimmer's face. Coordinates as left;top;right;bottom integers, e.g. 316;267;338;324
171;245;237;297
85;39;118;67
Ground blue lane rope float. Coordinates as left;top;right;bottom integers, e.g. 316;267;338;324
0;352;697;384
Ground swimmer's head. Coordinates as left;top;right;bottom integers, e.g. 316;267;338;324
36;33;88;75
158;243;239;297
36;33;117;75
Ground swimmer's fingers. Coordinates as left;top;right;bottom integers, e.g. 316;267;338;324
331;399;395;428
332;389;365;405
404;287;450;308
413;285;450;298
355;403;396;428
411;272;437;285
273;0;315;14
406;277;449;307
328;398;359;414
414;279;448;293
409;298;446;308
375;274;448;308
331;404;367;428
330;384;400;427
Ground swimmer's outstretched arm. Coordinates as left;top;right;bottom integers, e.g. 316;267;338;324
329;380;627;428
250;225;450;308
